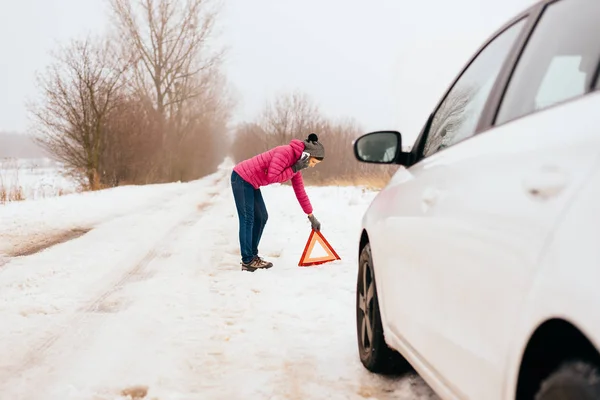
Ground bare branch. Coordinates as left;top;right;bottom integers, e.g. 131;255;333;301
27;36;128;188
109;0;223;120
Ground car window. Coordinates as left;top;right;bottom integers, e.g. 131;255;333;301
495;0;600;125
422;19;526;158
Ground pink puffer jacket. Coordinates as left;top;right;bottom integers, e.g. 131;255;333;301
233;139;313;214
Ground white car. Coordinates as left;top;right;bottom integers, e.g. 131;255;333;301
352;0;600;399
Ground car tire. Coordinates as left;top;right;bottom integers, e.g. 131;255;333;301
535;361;600;400
356;242;409;374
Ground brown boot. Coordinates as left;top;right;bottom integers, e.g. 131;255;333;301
255;256;273;268
241;256;273;272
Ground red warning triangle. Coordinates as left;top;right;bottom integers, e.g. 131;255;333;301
298;229;341;267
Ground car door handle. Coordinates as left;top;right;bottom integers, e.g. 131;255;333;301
422;188;440;205
523;166;568;200
421;187;442;213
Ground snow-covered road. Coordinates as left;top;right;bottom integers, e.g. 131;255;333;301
0;160;438;400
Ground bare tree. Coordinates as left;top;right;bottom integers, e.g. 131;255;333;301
28;37;128;189
109;0;229;180
231;90;399;188
229;92;324;164
167;68;234;180
299;117;397;187
259;91;327;148
100;95;163;186
109;0;222;125
230;122;268;163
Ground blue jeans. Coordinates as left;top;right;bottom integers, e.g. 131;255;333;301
231;171;268;264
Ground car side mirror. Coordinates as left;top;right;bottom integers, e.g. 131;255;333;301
353;130;408;165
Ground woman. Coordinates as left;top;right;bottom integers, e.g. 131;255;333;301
231;133;324;272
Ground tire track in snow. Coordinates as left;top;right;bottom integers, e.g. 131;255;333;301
0;214;195;388
0;171;230;395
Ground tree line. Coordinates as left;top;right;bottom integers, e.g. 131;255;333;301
230;91;398;187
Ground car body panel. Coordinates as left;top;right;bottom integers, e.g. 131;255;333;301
502;159;600;400
361;92;600;400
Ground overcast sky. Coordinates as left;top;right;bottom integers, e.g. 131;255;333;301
0;0;534;145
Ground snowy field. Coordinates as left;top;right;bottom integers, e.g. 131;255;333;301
0;159;438;400
0;157;79;202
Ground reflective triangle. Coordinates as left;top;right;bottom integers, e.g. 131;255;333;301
310;238;329;258
298;229;341;267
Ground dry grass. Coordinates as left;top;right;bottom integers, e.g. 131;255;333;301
277;166;398;191
120;385;149;399
0;158;83;204
0;159;25;204
302;164;400;190
311;173;395;190
0;184;25;204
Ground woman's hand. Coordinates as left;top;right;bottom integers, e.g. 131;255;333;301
292;154;310;173
308;214;321;231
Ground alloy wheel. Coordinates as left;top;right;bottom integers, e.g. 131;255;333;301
357;257;375;352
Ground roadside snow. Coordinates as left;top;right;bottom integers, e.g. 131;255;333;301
0;159;438;400
0;157;78;201
0;176;193;259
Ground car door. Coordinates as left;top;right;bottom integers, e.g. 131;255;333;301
396;0;600;399
373;15;530;388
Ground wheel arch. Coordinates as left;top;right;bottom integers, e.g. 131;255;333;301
515;318;600;400
359;229;370;256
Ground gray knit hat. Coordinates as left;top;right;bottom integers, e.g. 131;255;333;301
303;133;325;160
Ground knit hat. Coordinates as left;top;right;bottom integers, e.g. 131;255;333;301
303;133;325;160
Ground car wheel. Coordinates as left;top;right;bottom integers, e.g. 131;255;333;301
535;361;600;400
356;242;408;373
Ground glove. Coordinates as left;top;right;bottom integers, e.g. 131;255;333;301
308;214;321;231
291;154;310;173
